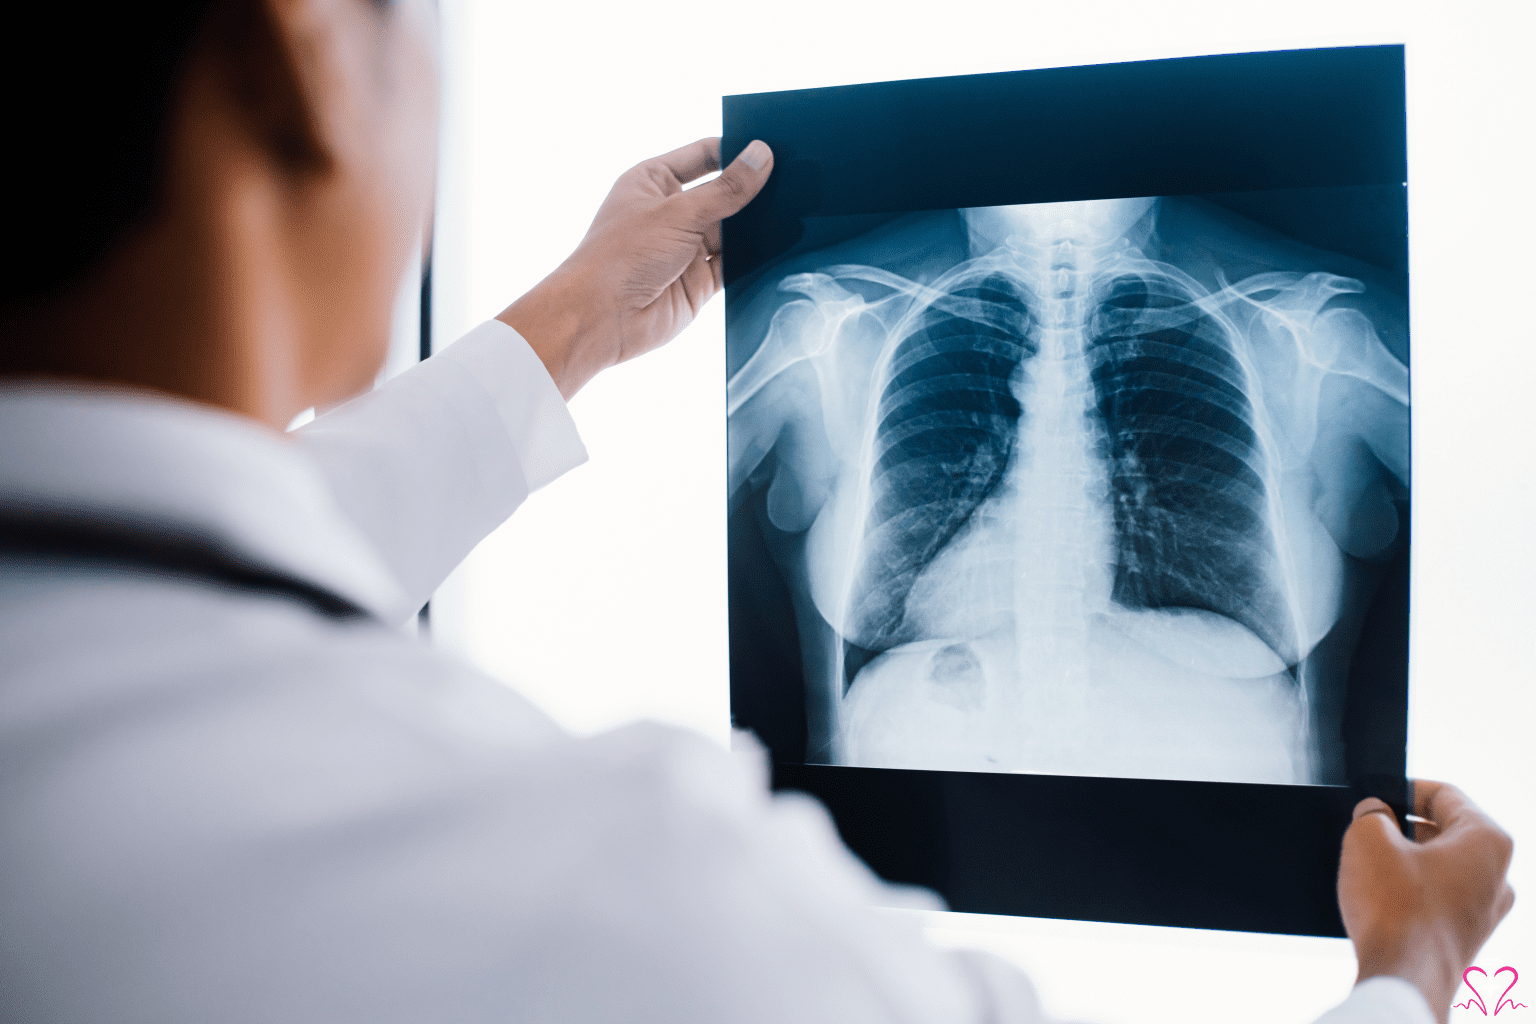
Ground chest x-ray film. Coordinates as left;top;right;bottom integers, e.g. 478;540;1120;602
725;47;1409;935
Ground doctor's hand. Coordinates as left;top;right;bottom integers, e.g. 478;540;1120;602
1338;780;1515;1023
498;137;774;400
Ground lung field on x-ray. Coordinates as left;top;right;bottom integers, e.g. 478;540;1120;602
727;189;1409;786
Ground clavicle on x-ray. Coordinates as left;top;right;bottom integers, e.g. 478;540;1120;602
728;193;1409;785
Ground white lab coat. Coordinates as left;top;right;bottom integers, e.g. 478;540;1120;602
0;321;1429;1023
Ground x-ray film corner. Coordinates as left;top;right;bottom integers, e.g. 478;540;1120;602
728;189;1409;788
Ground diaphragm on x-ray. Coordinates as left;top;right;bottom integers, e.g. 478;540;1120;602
728;189;1409;785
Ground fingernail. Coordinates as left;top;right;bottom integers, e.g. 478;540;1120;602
741;140;770;170
1353;798;1388;821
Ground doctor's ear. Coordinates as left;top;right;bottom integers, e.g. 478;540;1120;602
204;0;400;176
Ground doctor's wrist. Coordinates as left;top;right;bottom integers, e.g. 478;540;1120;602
1354;937;1457;1023
497;266;612;401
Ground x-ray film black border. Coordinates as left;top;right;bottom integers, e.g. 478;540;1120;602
772;764;1365;937
721;45;1406;287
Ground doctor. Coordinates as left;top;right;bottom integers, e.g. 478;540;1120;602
0;1;1512;1021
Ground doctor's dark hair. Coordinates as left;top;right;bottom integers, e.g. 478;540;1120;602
3;4;217;307
2;0;390;310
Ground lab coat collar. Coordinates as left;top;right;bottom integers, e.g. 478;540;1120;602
0;381;411;624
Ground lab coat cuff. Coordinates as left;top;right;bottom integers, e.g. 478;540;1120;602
1312;977;1435;1024
437;319;589;493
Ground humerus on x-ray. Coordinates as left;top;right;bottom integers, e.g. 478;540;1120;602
728;191;1409;785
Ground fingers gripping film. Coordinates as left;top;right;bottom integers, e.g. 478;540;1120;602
681;140;773;227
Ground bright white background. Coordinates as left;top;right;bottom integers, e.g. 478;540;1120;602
425;2;1535;1021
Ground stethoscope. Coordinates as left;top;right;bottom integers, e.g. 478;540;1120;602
0;509;373;623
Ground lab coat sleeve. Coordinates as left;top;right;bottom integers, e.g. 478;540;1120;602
296;320;587;619
1310;977;1436;1024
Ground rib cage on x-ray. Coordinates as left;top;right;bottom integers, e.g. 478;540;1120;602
728;195;1409;785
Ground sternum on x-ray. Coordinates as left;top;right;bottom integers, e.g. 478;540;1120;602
728;190;1409;785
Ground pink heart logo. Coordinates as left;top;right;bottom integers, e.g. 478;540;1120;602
1455;966;1528;1016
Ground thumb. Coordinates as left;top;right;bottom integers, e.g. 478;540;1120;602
1345;797;1410;853
683;140;773;226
